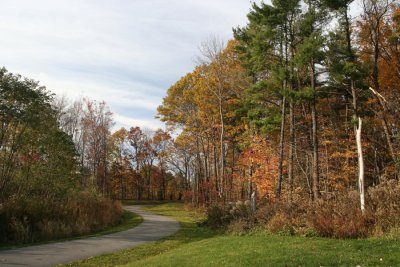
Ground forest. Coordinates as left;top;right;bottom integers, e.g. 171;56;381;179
159;0;400;238
1;0;399;243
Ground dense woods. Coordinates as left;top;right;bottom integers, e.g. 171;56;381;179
158;0;400;201
1;0;399;244
157;0;400;237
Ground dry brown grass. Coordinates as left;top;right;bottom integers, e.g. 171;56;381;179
207;180;400;239
0;191;123;243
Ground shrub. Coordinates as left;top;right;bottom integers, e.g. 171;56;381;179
307;192;374;238
227;202;274;233
206;204;232;228
264;200;310;235
9;216;32;243
0;191;123;244
206;201;252;228
227;219;252;234
253;202;277;224
267;212;296;235
368;180;400;235
209;181;400;239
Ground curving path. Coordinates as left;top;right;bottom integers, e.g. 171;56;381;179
0;206;180;267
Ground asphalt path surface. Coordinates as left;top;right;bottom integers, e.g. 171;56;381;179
0;205;180;267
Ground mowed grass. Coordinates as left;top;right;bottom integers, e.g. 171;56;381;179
128;233;400;267
65;203;400;267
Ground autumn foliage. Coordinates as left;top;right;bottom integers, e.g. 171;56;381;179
157;0;400;238
1;0;400;244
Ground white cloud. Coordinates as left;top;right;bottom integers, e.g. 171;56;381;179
1;0;362;132
113;113;164;132
0;0;260;132
18;70;160;110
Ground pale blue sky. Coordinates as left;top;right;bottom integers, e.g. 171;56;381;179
0;0;362;131
0;0;263;130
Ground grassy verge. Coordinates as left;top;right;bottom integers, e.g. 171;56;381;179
0;210;143;250
65;202;400;267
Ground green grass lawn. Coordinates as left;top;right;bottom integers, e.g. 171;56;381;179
65;203;400;267
0;210;143;250
130;233;400;267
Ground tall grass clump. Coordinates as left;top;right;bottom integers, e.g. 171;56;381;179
0;190;123;244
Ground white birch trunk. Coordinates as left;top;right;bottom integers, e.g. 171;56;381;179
356;117;365;214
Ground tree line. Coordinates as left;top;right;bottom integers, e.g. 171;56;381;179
52;97;187;201
157;0;400;210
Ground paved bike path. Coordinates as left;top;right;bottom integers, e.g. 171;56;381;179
0;205;180;267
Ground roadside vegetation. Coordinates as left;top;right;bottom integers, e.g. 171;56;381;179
207;180;400;239
0;69;124;244
63;203;400;267
0;208;142;250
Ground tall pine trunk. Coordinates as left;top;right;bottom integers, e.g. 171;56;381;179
311;59;320;199
276;97;286;197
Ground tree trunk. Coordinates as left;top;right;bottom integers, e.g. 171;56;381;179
356;117;365;214
311;60;320;200
288;99;295;201
219;97;225;200
212;129;219;196
195;136;203;205
276;97;286;198
369;87;398;177
352;81;365;213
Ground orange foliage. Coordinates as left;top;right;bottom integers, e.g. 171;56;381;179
235;135;278;198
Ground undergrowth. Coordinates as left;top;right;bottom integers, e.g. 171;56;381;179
206;180;400;239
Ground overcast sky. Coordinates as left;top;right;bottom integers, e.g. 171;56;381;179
0;0;263;131
0;0;362;131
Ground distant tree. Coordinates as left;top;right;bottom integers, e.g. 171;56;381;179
152;129;172;200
